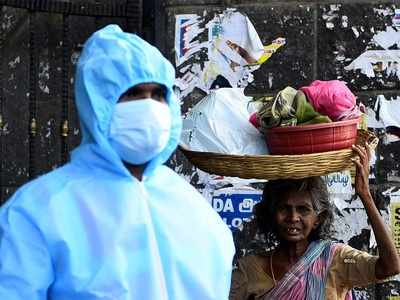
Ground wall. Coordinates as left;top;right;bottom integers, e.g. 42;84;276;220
159;1;400;299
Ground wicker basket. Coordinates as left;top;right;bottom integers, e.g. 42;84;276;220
179;130;378;180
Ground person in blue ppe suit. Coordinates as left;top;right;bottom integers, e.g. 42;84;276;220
0;24;235;299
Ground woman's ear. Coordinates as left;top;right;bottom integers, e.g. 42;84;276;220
313;211;326;229
313;219;320;229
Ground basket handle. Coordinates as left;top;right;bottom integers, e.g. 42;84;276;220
366;133;379;150
353;130;379;156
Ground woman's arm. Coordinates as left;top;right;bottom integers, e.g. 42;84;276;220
352;143;400;279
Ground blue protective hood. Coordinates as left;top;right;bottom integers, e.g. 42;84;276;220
72;24;182;178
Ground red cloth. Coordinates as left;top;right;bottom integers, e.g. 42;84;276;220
300;80;357;121
249;112;261;129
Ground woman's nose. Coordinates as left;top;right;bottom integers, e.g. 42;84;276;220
287;210;300;222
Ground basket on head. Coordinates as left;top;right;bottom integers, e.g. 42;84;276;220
179;130;378;180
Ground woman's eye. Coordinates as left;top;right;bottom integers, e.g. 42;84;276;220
277;206;289;214
298;206;312;214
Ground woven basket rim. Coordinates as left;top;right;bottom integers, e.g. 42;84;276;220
179;146;354;159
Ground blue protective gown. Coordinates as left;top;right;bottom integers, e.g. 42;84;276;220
0;25;234;300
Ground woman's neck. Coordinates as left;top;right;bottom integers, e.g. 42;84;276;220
276;240;310;264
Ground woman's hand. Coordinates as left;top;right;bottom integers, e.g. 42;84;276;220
351;143;372;200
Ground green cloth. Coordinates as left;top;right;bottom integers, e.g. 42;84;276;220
257;87;297;129
255;87;331;130
294;90;331;125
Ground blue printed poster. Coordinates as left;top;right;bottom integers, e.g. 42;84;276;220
211;188;262;230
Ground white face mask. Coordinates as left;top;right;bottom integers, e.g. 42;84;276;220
108;99;171;165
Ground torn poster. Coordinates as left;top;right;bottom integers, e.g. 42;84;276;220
344;50;400;78
174;9;286;98
175;14;208;67
389;187;400;252
345;7;400;79
321;4;341;29
365;96;400;142
210;186;262;230
374;95;400;128
333;209;370;244
373;26;400;49
366;95;400;142
394;8;400;27
324;171;353;210
196;167;266;205
365;106;385;128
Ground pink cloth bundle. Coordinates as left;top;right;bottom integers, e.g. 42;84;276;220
300;80;359;121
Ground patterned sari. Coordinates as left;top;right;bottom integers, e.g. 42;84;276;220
263;240;352;300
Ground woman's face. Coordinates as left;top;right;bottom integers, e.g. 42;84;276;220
274;190;320;243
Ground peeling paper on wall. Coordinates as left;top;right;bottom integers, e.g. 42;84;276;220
175;14;208;67
374;7;394;17
197;169;265;193
366;96;400;144
388;187;400;252
373;27;400;49
345;8;400;78
366;107;385;128
333;208;383;247
174;9;286;98
374;95;400;128
344;50;400;78
324;171;353;210
321;4;341;29
394;8;400;27
333;209;369;243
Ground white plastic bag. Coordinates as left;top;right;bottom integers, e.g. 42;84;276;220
181;88;268;155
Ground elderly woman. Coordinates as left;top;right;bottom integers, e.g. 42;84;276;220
229;144;400;300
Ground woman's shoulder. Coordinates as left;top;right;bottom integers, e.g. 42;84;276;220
234;252;275;298
331;242;378;266
327;242;380;289
237;252;272;278
238;251;270;264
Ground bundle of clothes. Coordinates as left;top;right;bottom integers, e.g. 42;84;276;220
249;80;364;131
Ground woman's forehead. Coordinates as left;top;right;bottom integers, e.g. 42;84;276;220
280;190;313;205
